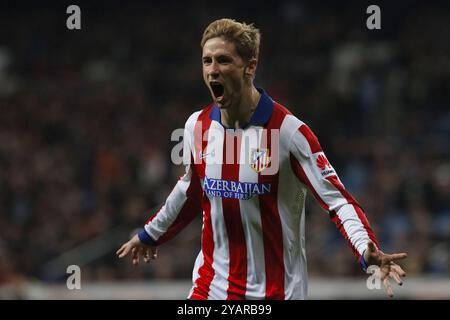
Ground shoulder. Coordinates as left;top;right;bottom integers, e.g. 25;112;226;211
270;100;322;152
184;104;214;132
269;100;305;139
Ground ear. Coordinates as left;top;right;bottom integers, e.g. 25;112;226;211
244;58;258;79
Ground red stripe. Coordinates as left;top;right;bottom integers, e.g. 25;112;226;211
289;153;329;211
222;130;247;300
295;123;328;209
352;205;380;250
191;196;214;299
258;103;287;299
194;105;213;178
298;124;322;153
325;175;358;205
146;208;161;224
329;211;358;257
191;106;215;299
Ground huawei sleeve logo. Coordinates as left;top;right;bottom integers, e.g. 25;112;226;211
316;154;331;170
316;154;335;176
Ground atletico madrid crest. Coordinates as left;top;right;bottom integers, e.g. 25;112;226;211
249;148;271;173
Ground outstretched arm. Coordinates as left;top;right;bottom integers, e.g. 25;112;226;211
116;114;203;265
289;122;407;297
138;114;203;247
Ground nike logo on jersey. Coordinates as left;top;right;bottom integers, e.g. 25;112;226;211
199;150;215;159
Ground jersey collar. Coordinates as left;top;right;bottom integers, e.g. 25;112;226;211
210;87;273;129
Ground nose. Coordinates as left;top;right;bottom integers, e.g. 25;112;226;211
208;61;220;79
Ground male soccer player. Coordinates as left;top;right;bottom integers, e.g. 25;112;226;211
117;18;407;299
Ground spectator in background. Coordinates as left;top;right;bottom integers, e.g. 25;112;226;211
0;2;448;288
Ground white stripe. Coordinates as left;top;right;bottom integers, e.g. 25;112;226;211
145;177;189;241
239;126;266;299
336;204;370;255
279;116;308;299
278;159;308;299
204;122;229;300
188;251;204;298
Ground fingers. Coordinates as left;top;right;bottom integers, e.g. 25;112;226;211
116;244;130;258
132;247;139;266
116;245;124;257
391;264;406;278
389;270;403;286
379;265;390;281
144;247;158;263
386;252;407;262
116;238;158;266
151;247;158;259
143;248;150;263
383;278;394;298
382;263;405;298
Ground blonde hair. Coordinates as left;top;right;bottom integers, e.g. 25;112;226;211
201;18;261;63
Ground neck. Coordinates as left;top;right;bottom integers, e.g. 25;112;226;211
221;86;260;129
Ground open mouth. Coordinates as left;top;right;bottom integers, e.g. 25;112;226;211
210;81;224;100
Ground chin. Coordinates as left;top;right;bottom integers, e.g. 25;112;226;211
214;99;225;108
217;101;229;109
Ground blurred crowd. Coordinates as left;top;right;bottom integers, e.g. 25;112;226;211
0;1;449;286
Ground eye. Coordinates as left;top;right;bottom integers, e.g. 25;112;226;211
217;56;232;64
202;57;212;65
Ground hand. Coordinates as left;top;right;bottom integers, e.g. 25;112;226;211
364;241;407;298
116;234;158;266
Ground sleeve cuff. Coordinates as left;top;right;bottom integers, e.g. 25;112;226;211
138;228;158;246
359;249;369;272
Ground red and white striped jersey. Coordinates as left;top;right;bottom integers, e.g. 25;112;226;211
138;88;379;300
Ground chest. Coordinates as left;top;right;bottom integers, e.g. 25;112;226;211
192;125;284;199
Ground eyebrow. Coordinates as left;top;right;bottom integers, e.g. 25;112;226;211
202;54;233;60
217;54;232;60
